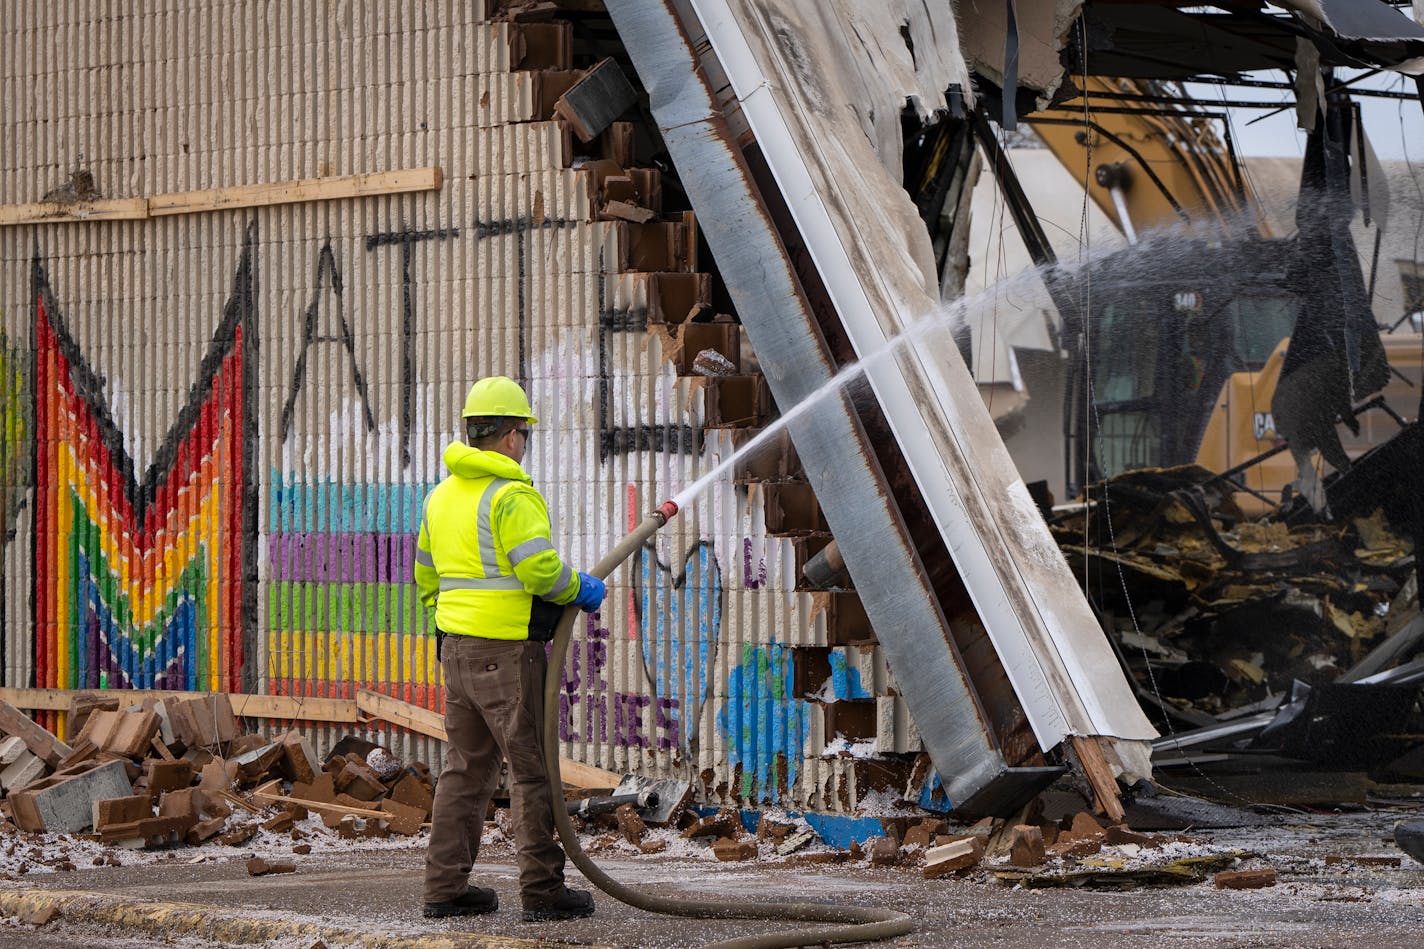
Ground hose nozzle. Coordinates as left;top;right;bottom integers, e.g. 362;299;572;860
653;500;679;525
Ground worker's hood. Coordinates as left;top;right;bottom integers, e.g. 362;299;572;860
441;442;532;484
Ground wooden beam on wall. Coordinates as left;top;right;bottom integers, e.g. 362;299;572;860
148;166;442;216
0;198;150;226
0;166;442;226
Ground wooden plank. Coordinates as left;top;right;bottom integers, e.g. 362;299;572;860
356;689;446;741
251;789;387;821
558;757;624;790
1071;735;1126;824
0;688;358;725
148;167;442;216
0;698;72;769
355;689;623;788
0;199;150;226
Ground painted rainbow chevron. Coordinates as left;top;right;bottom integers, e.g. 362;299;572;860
31;224;257;693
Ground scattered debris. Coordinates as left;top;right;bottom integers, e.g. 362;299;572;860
246;855;297;876
1214;867;1277;889
923;837;984;878
996;852;1247;888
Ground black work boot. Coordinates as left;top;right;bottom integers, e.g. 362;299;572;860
423;886;499;918
521;886;595;922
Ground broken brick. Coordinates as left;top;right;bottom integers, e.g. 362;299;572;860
867;836;900;867
218;823;258;846
278;733;320;785
145;759;194;798
923;837;985;879
902;819;948;851
246;856;296;876
1048;836;1103;860
756;814;796;842
1104;824;1154;848
94;795;152;831
680;809;742;840
262;812;296;834
711;837;758;862
1009;825;1045;868
1064;811;1104;841
186;816;228;844
292;772;338;805
390;774;433;817
168;694;240;749
157;788;204;820
379;798;426;837
616;804;647;845
1215;868;1277;889
334;761;384;801
77;709;160;758
198;759;238;794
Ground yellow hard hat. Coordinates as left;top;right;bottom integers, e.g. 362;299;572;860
461;376;538;423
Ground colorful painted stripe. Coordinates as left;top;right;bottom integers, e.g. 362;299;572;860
267;532;417;584
268;475;438;534
265;629;443;710
267;581;429;635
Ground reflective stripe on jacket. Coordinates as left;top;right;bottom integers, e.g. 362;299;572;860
414;441;581;640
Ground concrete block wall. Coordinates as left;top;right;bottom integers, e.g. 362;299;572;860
0;1;915;813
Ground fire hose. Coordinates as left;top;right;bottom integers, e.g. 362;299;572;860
542;501;914;949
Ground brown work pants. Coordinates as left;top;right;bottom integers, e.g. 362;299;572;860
423;635;565;904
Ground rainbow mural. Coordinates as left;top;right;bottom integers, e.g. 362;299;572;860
31;228;257;695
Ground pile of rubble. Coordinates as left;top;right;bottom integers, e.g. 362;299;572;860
0;688;1298;895
0;694;434;866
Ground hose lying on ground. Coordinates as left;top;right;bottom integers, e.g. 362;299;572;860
542;502;914;949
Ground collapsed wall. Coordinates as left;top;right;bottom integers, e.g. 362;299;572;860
0;3;925;813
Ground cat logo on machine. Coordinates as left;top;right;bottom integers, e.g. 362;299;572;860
1253;411;1278;441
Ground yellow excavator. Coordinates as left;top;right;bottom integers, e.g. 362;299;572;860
1026;77;1421;511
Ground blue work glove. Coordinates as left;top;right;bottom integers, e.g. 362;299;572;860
572;572;606;612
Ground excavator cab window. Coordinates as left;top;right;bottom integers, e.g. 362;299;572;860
1224;295;1300;370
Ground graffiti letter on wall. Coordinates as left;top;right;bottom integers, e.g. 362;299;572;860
474;217;575;390
31;222;258;694
280;241;376;440
364;227;459;468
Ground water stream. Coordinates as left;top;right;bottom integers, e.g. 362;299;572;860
668;256;1076;511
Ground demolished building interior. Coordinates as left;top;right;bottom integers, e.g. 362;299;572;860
1;0;1424;934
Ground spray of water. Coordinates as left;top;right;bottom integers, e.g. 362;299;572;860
666;224;1264;512
669;254;1083;510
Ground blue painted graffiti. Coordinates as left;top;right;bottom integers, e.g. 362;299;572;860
829;649;872;700
716;642;811;803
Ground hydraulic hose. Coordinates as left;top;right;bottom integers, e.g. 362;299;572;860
543;501;914;949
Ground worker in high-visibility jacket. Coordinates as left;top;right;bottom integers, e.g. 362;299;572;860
416;376;605;922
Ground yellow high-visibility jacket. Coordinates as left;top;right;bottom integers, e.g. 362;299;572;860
415;442;582;640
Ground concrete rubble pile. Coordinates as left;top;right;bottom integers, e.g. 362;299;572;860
1050;462;1424;796
6;687;1380;914
0;694;436;865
